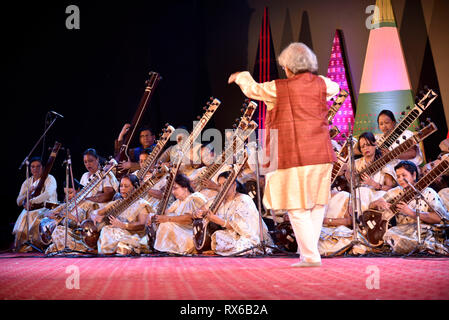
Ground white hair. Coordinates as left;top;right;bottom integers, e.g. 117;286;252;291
278;42;318;74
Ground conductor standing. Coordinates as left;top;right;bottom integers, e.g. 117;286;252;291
228;42;339;267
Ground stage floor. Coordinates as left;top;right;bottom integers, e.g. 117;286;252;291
0;252;448;300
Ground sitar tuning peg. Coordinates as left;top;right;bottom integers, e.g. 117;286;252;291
206;101;211;106
209;97;214;101
197;116;201;120
240;108;245;112
165;123;169;127
244;98;250;103
232;124;237;129
401;111;406;116
424;85;429;90
406;105;411;110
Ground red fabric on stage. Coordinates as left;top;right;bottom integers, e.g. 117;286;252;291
0;253;448;300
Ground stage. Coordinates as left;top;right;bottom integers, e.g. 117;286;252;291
1;252;448;300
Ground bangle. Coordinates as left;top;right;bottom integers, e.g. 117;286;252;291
328;218;333;224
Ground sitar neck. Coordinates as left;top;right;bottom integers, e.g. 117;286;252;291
208;153;248;215
390;157;449;214
156;162;182;216
32;141;61;198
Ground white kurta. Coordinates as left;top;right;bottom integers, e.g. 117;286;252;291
13;175;58;250
354;157;395;213
211;193;273;256
80;170;119;197
153;192;207;255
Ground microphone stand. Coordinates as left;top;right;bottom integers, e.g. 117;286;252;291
16;113;59;253
403;180;439;256
46;149;86;256
328;133;374;257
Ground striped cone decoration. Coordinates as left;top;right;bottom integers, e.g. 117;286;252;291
353;0;419;138
326;29;356;142
252;6;279;137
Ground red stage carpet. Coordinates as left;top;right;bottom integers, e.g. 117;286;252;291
1;253;448;300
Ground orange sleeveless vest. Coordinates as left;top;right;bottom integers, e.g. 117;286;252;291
263;72;336;170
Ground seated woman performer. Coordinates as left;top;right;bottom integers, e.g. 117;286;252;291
319;188;374;255
188;143;222;201
369;160;449;255
375;109;422;167
157;126;189;166
194;171;273;256
94;174;152;255
79;148;119;205
13;157;58;252
115;124;157;173
349;131;396;213
150;173;207;255
45;179;97;254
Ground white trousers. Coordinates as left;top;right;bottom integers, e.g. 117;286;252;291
288;205;326;263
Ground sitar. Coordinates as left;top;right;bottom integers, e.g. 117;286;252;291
28;141;62;210
328;89;348;139
191;101;257;192
136;124;175;181
38;159;118;245
356;122;437;185
193;152;248;252
146;161;182;250
327;89;349;124
332;123;437;192
115;72;161;179
79;171;161;249
360;154;449;246
330;139;351;191
172;97;221;166
376;88;438;150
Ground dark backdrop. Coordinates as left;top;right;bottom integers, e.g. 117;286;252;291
2;0;448;249
2;1;252;248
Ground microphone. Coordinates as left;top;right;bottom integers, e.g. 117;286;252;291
67;148;71;165
62;149;71;166
50;111;64;118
